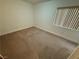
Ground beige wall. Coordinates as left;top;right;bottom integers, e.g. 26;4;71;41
0;12;1;52
0;0;2;36
34;0;79;43
0;0;34;36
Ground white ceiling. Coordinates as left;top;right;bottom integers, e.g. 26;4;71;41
23;0;51;4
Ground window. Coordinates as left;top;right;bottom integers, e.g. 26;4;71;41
53;6;79;31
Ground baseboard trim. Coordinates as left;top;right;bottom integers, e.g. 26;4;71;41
35;26;78;45
0;26;34;36
0;26;78;45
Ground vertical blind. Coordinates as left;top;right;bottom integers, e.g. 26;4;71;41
54;7;79;30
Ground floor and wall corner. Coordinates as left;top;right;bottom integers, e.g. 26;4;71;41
0;0;79;59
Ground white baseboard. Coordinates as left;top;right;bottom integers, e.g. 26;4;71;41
35;26;78;44
0;26;33;36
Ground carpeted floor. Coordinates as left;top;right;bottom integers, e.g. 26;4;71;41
0;27;78;59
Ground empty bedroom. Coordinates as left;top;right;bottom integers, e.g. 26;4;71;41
0;0;79;59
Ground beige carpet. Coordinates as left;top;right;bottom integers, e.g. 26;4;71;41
0;27;78;59
68;46;79;59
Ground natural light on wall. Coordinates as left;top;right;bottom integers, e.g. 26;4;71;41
53;6;79;31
